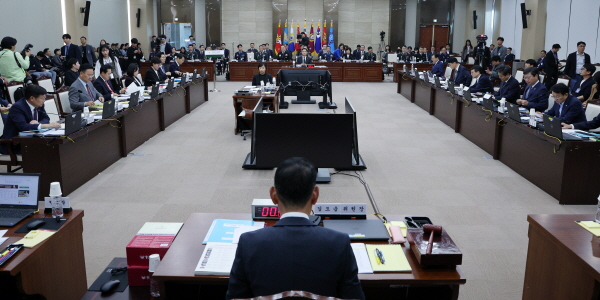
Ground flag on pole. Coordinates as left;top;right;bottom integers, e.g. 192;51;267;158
288;20;295;53
309;21;315;55
303;20;307;34
322;20;327;48
315;21;322;55
275;21;282;55
295;22;301;54
283;20;288;45
328;20;335;49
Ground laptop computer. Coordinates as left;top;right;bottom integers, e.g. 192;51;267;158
447;80;455;93
422;72;430;83
200;67;206;78
64;112;82;136
434;76;442;89
166;79;174;92
482;97;497;111
128;91;140;108
102;99;116;119
150;84;159;99
542;114;583;141
507;104;527;123
0;173;41;227
181;73;187;83
322;219;390;241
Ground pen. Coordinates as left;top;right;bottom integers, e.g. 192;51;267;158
376;248;385;264
374;250;381;265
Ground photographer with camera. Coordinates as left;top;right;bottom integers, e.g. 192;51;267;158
0;37;32;84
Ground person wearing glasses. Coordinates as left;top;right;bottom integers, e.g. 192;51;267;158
68;63;104;111
545;83;586;124
515;67;548;111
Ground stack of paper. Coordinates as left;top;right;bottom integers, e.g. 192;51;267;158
203;219;264;244
194;242;238;275
365;244;412;272
576;221;600;236
15;229;55;248
351;243;373;273
137;222;183;236
0;229;7;245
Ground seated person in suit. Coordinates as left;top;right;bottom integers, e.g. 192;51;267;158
252;62;273;86
562;112;600;131
93;65;126;100
545;83;586;124
124;63;144;88
493;65;520;103
582;72;600;108
519;59;537;89
504;47;515;62
226;157;365;300
0;84;60;154
427;46;437;62
296;48;313;66
63;58;80;87
516;67;548;111
0;96;12;112
537;50;546;70
363;46;376;62
486;56;503;80
144;57;166;87
572;64;596;102
431;54;445;77
469;65;494;94
342;48;354;60
196;44;206;61
352;44;362;60
234;44;248;62
51;48;64;70
446;57;471;86
157;53;171;80
438;47;449;63
68;64;104;111
398;45;411;62
185;44;198;61
277;44;291;61
169;54;185;78
319;46;333;62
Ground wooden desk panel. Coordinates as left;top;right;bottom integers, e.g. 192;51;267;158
399;72;415;102
320;63;343;81
229;62;380;82
432;90;458;130
413;80;434;114
139;61;215;81
188;78;209;112
121;98;162;154
161;87;188;129
0;210;86;300
455;101;498;155
229;62;257;81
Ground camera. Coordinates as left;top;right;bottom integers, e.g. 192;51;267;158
476;35;487;43
21;43;33;56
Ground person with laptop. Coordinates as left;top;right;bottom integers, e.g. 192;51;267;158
68;64;105;111
431;54;444;77
446;57;471;86
516;67;548;112
562;113;600;131
226;157;365;300
493;65;520;103
0;85;60;154
469;65;493;94
545;83;586;124
93;65;126;100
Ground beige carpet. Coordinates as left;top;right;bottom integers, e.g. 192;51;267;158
69;76;595;300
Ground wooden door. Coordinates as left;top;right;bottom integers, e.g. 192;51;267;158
418;24;449;51
419;25;433;48
433;25;450;51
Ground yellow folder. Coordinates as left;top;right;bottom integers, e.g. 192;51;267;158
576;221;600;237
365;244;412;272
15;230;55;248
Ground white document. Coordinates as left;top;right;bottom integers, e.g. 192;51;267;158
137;222;184;236
0;229;8;246
231;223;265;244
126;82;139;95
41;129;65;136
194;242;239;275
351;243;374;273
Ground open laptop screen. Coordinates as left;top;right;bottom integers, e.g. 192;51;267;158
0;173;40;208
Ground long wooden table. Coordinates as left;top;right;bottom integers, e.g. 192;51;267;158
153;213;466;300
229;62;382;82
397;71;600;204
0;210;86;300
524;214;600;299
14;78;209;200
139;61;215;81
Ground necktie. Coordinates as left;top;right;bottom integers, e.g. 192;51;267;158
105;80;114;93
33;108;37;121
66;44;70;55
499;81;505;95
86;84;94;101
303;56;305;64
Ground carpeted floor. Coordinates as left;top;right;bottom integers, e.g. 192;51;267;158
70;75;595;299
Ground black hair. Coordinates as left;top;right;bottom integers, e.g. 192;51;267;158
432;53;439;59
24;84;47;100
131;38;139;44
174;53;184;60
583;64;596;74
525;59;537;66
79;63;93;74
497;37;504;41
127;63;139;77
507;47;512;50
523;67;539;76
540;50;546;54
62;34;71;40
550;83;569;95
99;44;115;60
100;64;113;74
53;48;60;55
552;44;561;49
43;48;50;54
66;58;79;70
471;65;484;73
491;55;501;62
151;57;162;65
36;51;44;57
368;46;372;50
237;44;243;48
189;35;194;38
257;62;266;69
577;41;586;47
0;36;17;49
274;157;317;208
497;65;512;76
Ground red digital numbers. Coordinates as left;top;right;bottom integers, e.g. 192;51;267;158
261;206;280;217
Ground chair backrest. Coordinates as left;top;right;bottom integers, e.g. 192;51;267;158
236;290;345;300
44;97;60;123
539;74;545;83
37;78;55;93
0;114;4;133
557;78;569;86
467;57;475;64
546;95;555;112
444;66;452;78
586;104;600;122
55;85;71;114
515;70;524;82
6;81;23;103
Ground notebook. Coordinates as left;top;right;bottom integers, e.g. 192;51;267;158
365;244;412;272
102;99;116;119
507;103;527;123
64;112;82;136
542;114;583;141
128;91;140;108
323;219;390;241
0;173;40;227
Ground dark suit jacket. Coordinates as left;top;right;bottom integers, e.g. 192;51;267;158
158;65;169;81
124;75;142;87
127;46;142;67
573;113;600;131
431;61;445;77
27;57;44;72
64;70;78;87
427;51;436;62
61;43;82;66
363;52;376;62
494;76;520;103
522;81;548;111
93;77;116;100
162;43;173;63
504;53;515;62
438;53;449;63
537;57;545;70
80;44;97;65
544;50;560;77
234;51;248;62
296;55;313;65
572;77;594;100
144;68;161;87
545;95;586;124
277;50;292;61
319;52;333;62
564;51;591;79
169;62;181;78
353;50;364;60
195;49;205;61
0;98;49;154
226;217;365;300
40;56;53;68
223;48;230;60
470;74;494;94
451;65;472;86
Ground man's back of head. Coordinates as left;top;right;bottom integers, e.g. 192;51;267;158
274;157;317;210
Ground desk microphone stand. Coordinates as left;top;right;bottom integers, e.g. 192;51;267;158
210;59;220;92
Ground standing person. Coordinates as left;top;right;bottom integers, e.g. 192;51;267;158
544;44;562;90
157;35;173;63
96;39;107;57
95;45;123;85
226;157;365;300
564;41;591;90
186;35;196;47
490;37;507;61
61;34;82;68
462;40;473;62
79;36;97;66
0;36;30;83
150;35;158;51
127;38;143;67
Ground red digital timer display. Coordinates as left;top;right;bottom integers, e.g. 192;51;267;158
254;206;281;219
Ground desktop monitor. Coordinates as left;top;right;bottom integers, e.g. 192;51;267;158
277;69;332;106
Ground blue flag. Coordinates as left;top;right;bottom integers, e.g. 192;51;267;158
328;22;334;49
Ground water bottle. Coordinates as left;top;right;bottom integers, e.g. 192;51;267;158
595;195;600;223
49;182;63;218
292;60;296;68
83;107;89;119
148;254;161;297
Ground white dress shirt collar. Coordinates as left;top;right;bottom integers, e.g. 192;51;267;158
280;212;309;219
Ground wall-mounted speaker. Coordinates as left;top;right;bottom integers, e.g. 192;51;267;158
136;8;141;28
520;3;531;29
473;11;477;30
83;1;91;26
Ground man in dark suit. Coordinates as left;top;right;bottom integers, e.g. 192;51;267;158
61;33;82;69
563;112;600;131
564;41;592;90
264;43;274;59
363;47;376;62
296;48;313;65
353;45;364;60
544;44;562;90
516;67;548;112
277;44;292;61
0;85;60;154
68;64;104;111
247;43;258;54
299;33;310;48
226;157;365;300
469;65;494;94
427;46;437;62
144;57;164;87
493;65;520;103
221;43;230;61
157;35;173;63
438;47;449;63
431;54;445;77
537;50;546;70
486;56;503;80
446;57;471;86
546;83;586;124
234;44;247;62
572;64;596;101
93;65;125;100
196;45;205;61
169;54;185;78
504;47;515;62
79;36;97;66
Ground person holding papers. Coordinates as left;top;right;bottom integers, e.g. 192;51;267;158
226;157;365;300
0;85;60;154
516;67;548;111
251;62;273;86
562;113;600;131
68;64;104;111
124;63;143;87
157;53;171;80
93;65;125;100
545;83;586;124
169;54;184;78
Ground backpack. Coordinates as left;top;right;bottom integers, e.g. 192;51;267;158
13;87;24;100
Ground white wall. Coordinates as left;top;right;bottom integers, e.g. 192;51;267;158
453;0;467;52
404;0;417;47
195;0;206;46
87;0;129;45
0;0;63;54
498;0;523;59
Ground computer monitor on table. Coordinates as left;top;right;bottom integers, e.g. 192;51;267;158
277;69;332;108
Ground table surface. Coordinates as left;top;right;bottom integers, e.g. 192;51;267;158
153;213;466;286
